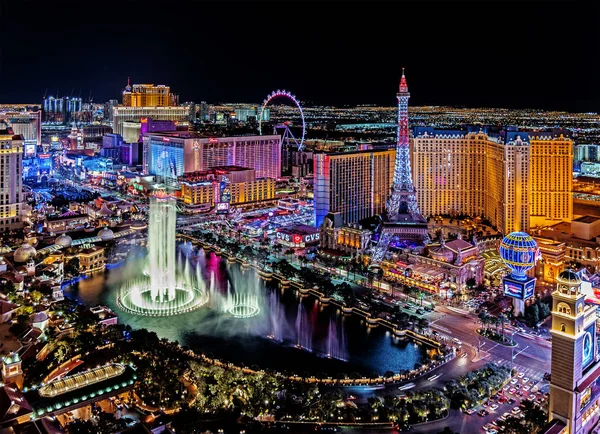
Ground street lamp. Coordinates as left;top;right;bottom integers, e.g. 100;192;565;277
510;331;517;373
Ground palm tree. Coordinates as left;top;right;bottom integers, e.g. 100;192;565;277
478;311;489;333
498;313;508;343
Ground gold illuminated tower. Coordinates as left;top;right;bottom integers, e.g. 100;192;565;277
549;270;600;433
122;79;174;107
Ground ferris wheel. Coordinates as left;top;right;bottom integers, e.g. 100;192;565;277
259;90;306;151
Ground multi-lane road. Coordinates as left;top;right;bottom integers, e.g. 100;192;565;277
338;304;551;433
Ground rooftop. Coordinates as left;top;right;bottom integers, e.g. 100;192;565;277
573;215;600;224
277;224;319;235
0;384;32;425
146;131;280;140
210;165;254;172
26;364;137;417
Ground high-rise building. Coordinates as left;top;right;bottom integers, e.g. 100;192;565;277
42;95;83;124
369;70;428;266
121;79;176;107
0;109;41;157
104;99;119;121
112;106;189;137
411;126;573;234
574;144;599;163
199;101;208;122
142;132;281;184
0;126;23;232
313;148;395;228
549;270;600;433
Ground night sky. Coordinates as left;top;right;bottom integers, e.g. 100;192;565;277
1;0;598;111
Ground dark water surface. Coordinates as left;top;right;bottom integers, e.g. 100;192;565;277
65;250;428;376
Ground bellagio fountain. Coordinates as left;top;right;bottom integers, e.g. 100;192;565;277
117;190;209;316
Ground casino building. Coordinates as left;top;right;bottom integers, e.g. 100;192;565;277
142;131;281;185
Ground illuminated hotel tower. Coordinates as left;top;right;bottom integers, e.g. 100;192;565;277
549;270;600;433
370;70;428;266
0;126;23;232
411;127;573;234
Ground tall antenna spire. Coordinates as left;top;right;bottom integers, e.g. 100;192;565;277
399;68;408;93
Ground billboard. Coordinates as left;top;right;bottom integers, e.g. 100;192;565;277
583;322;596;371
524;279;536;299
276;231;319;245
149;143;184;180
216;202;230;214
503;280;524;299
219;181;231;203
24;143;36;158
503;275;536;300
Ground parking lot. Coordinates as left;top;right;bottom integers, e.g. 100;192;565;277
464;370;549;433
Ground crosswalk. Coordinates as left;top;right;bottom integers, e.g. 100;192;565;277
488;358;545;382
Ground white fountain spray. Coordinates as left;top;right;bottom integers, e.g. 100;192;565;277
117;190;208;316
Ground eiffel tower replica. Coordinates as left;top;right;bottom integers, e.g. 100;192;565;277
370;70;429;267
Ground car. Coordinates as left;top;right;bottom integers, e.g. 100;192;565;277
509;388;516;395
497;396;507;404
464;408;476;415
507;398;516;405
490;404;499;411
511;407;521;415
517;372;525;378
479;409;489;417
510;378;518;385
452;338;463;345
503;385;510;391
404;304;411;309
483;423;493;431
522;386;530;392
416;309;424;314
523;377;530;383
514;384;521;389
482;400;490;407
488;430;497;434
516;390;524;397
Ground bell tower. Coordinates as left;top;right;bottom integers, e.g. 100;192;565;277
549;270;600;433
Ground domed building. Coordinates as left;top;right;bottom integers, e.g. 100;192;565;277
130;219;147;231
383;235;484;297
13;243;37;263
428;238;455;263
55;234;73;248
556;269;581;286
98;227;115;241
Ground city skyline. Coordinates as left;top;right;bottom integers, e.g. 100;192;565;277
1;1;599;112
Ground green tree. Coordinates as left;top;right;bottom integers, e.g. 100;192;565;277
65;257;80;276
525;303;540;328
30;290;44;303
